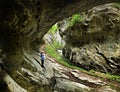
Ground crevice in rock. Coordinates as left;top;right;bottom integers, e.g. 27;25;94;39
50;68;57;91
63;71;101;88
95;45;110;65
94;45;118;73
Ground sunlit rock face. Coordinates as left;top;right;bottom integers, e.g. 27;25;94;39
62;4;120;75
0;0;120;91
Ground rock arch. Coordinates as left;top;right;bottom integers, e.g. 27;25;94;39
0;0;119;54
0;0;120;91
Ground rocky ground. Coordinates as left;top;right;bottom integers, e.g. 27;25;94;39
1;45;120;92
31;40;120;92
32;47;120;92
0;67;27;92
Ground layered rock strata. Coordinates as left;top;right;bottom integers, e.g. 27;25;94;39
62;4;120;75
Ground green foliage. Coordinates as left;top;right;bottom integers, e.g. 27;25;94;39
89;69;120;82
49;24;58;34
112;3;120;9
106;73;120;82
70;14;83;27
45;40;69;66
89;69;95;73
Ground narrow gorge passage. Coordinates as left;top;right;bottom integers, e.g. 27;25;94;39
0;0;120;92
34;43;120;92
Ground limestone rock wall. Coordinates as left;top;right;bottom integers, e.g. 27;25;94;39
62;4;120;75
0;0;120;91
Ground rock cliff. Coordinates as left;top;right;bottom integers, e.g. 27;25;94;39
0;0;120;92
62;4;120;75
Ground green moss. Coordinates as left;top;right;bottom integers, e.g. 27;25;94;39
70;14;84;27
45;41;68;66
112;3;120;9
106;73;120;82
89;69;120;82
49;24;58;35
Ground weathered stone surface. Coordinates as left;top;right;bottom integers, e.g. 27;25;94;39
0;68;27;92
44;23;65;46
55;78;91;92
0;0;120;92
62;4;120;75
97;86;116;92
